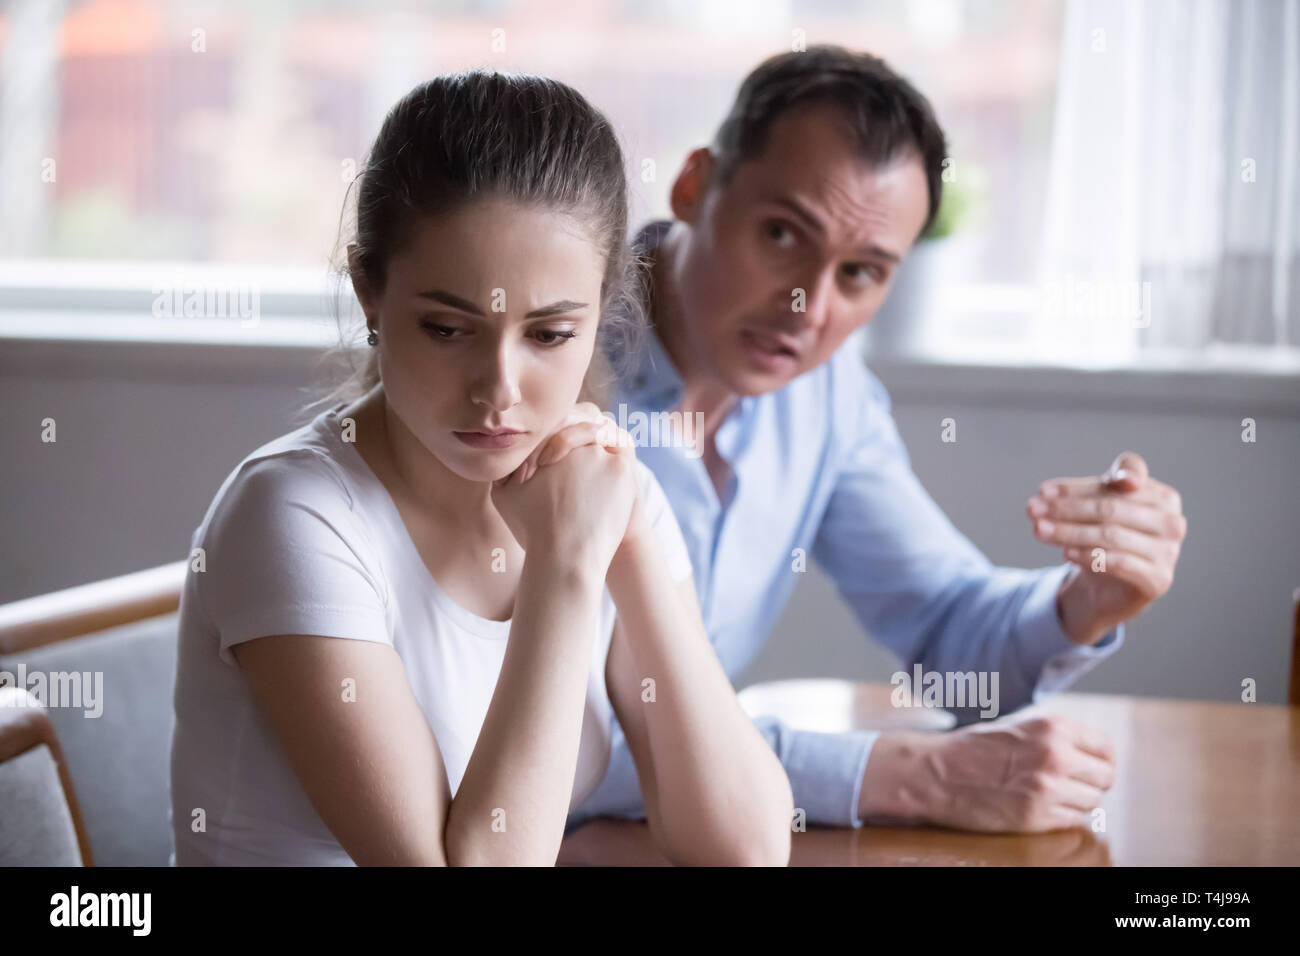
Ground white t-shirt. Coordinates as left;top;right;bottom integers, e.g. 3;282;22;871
169;402;692;866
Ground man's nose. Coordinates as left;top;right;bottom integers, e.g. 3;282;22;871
469;344;521;412
788;268;834;333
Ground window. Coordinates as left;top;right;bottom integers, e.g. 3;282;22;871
17;0;1290;370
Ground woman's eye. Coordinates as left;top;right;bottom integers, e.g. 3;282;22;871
532;329;578;346
420;322;461;340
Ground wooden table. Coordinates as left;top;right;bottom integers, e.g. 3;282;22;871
558;680;1300;866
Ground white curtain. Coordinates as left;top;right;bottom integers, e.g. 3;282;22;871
1037;0;1299;361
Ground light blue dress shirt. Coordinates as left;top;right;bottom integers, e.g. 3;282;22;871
569;221;1124;831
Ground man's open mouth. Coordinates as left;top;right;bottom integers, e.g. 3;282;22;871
742;329;799;358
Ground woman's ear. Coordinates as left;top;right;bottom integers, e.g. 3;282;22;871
346;243;379;326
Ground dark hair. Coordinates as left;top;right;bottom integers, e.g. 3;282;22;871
300;70;645;423
709;45;948;238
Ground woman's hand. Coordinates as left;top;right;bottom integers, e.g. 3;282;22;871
512;403;634;482
523;402;647;524
490;403;638;575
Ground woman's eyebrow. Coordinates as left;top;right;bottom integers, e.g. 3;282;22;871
524;299;589;318
415;289;589;318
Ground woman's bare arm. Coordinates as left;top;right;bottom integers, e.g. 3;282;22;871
231;557;605;866
442;557;605;864
603;514;794;866
232;633;451;865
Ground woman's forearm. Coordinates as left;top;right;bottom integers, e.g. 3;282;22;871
443;553;605;866
607;523;794;865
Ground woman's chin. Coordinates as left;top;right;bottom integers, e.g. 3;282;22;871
440;447;531;484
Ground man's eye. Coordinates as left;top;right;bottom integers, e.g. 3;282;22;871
844;262;888;288
532;329;578;346
765;220;798;249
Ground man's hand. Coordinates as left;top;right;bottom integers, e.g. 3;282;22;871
1026;451;1187;646
858;715;1116;833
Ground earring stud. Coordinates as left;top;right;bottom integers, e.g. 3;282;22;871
366;329;378;347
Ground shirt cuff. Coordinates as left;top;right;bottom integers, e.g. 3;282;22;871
773;722;880;829
1013;564;1125;696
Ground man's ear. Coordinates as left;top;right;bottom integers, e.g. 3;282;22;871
346;243;379;326
668;147;715;224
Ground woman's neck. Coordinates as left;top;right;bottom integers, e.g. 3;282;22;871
349;385;502;534
344;384;524;622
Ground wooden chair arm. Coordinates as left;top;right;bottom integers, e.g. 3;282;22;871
0;560;187;655
0;687;96;866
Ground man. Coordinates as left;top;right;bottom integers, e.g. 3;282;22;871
574;45;1187;834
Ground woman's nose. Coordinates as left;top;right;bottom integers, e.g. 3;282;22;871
468;347;521;412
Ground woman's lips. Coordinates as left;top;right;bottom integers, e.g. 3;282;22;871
454;430;525;449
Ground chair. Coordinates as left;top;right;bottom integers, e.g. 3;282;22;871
0;561;186;866
0;687;93;865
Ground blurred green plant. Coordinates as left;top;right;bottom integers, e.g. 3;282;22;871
48;187;198;259
920;169;983;240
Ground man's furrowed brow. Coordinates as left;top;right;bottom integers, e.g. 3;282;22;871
415;289;589;318
858;243;901;265
768;195;902;264
770;195;827;239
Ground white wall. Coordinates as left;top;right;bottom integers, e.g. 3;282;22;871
3;337;1297;704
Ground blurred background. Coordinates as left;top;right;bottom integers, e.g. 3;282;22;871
2;0;1297;703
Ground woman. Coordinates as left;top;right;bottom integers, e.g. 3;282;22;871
169;70;793;866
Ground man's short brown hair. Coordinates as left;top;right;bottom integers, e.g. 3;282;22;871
710;45;949;239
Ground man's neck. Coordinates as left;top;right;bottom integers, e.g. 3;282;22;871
649;225;737;442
